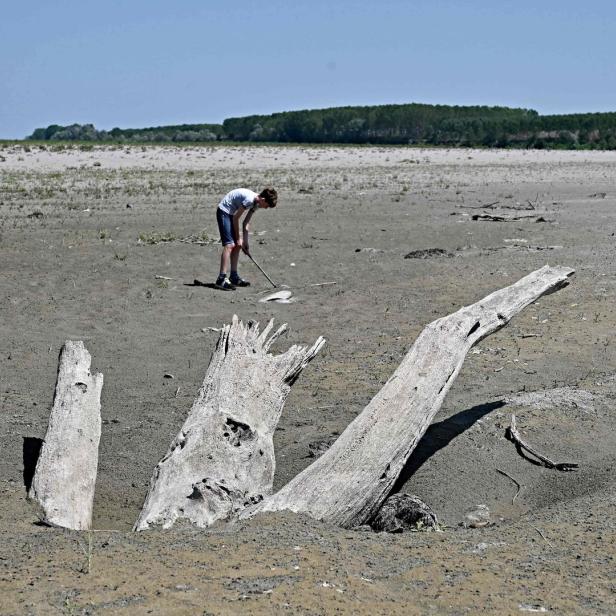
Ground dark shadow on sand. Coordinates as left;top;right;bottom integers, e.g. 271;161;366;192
23;436;43;492
392;400;506;492
185;280;224;290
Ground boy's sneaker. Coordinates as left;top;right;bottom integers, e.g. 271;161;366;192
215;277;235;291
230;275;250;287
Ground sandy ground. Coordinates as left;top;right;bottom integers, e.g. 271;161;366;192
1;143;615;614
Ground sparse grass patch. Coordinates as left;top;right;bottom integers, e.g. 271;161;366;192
138;231;176;245
179;229;214;245
77;530;93;574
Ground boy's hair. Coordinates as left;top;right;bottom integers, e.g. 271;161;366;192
259;187;278;208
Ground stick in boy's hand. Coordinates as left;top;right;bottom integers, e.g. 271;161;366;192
242;248;278;288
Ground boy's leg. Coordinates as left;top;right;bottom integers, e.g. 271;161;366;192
219;246;232;279
215;246;235;289
215;209;236;289
230;246;250;286
230;245;241;272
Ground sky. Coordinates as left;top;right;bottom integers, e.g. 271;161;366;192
1;1;615;138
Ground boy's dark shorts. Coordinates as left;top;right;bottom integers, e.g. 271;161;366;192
216;208;235;246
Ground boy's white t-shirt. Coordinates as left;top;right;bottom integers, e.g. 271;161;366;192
217;189;257;215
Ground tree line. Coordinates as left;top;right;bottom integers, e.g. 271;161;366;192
27;123;224;143
25;103;616;149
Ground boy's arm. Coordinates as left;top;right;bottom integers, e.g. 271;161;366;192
232;210;244;247
242;208;256;253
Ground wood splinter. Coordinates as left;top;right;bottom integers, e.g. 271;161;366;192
506;414;579;472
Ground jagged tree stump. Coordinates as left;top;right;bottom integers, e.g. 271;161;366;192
28;341;103;530
135;316;325;530
244;265;574;528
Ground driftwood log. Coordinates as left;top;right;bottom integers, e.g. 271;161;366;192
134;316;325;530
28;341;103;530
243;265;574;528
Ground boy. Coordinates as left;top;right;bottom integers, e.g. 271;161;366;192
215;187;278;290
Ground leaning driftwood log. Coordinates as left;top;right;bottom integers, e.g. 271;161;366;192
244;265;574;528
28;341;103;530
134;316;325;531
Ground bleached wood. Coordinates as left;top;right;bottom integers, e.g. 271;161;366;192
245;265;574;528
134;316;325;530
507;414;578;471
28;341;103;530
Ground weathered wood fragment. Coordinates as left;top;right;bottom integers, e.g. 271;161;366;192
457;201;500;209
134;316;325;530
28;341;103;530
506;414;579;471
471;212;553;222
245;265;574;528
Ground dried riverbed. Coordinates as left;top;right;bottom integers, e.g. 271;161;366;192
1;144;615;614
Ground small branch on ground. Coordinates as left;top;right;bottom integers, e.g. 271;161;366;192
471;213;553;222
506;414;579;472
532;526;553;547
495;468;522;504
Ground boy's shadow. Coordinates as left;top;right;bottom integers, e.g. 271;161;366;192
185;279;218;290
